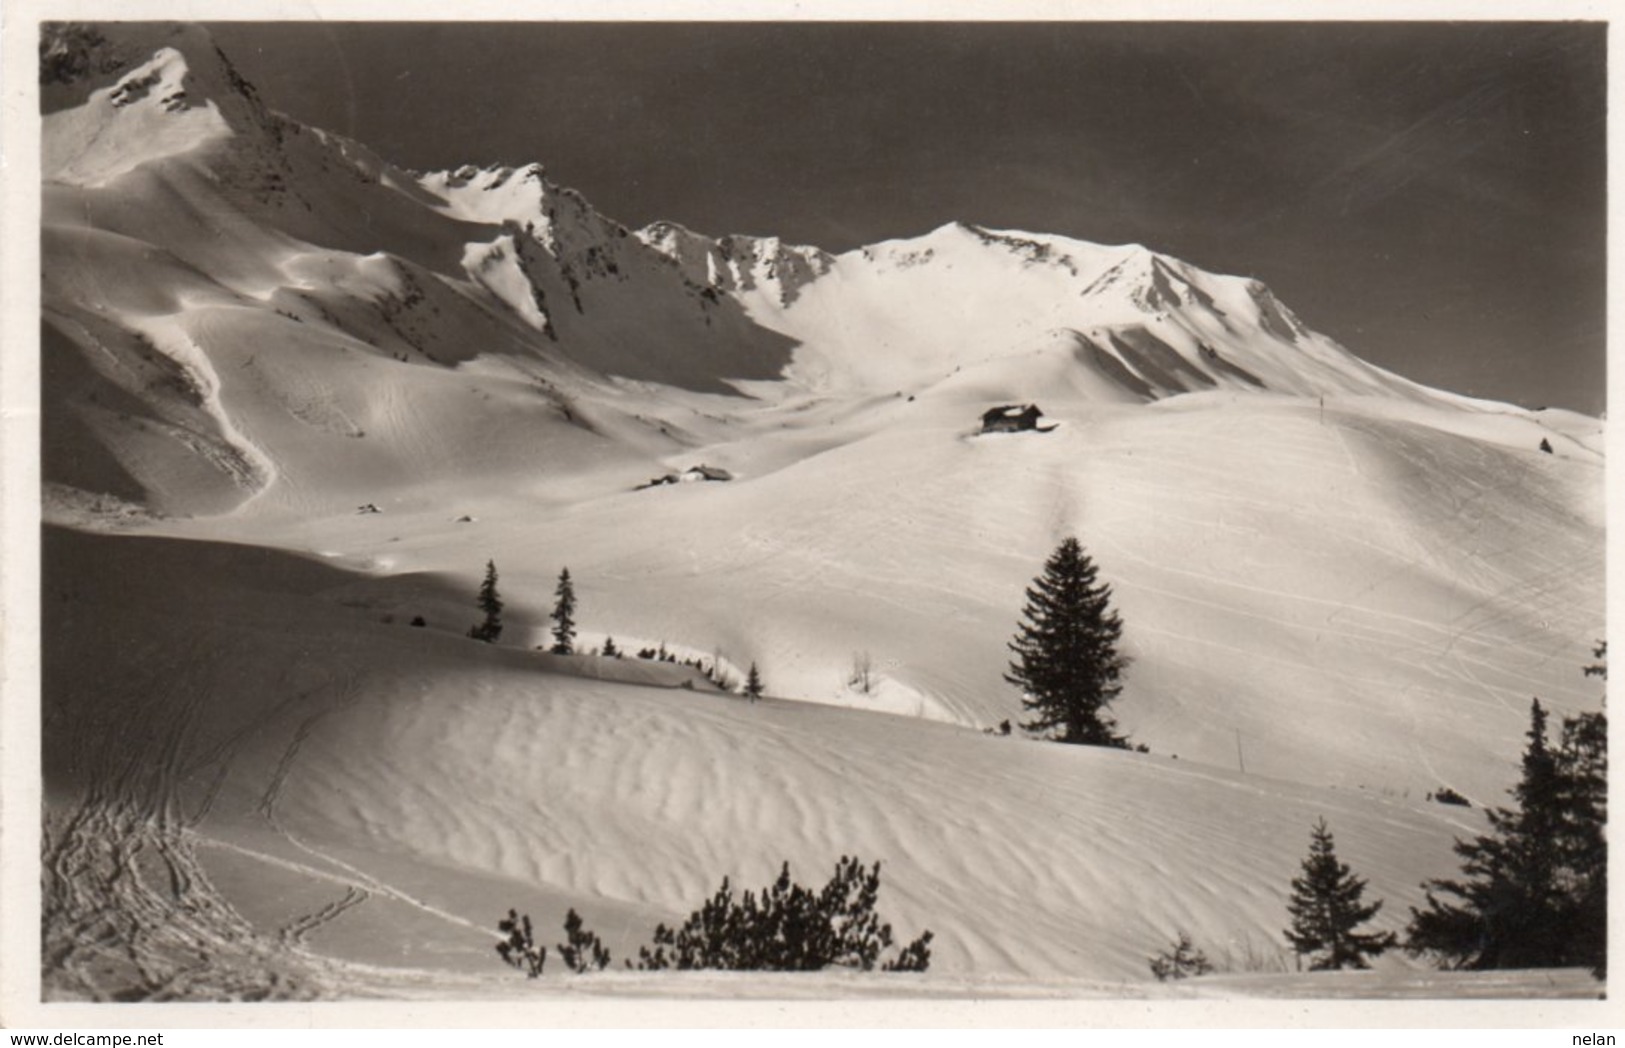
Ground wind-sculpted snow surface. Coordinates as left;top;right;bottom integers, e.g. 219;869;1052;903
44;526;1511;999
35;24;1605;1001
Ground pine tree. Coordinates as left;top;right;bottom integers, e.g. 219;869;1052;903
602;636;620;659
1005;537;1131;747
622;856;931;972
1405;692;1604;970
1567;643;1606;970
495;909;545;977
467;560;503;643
550;568;576;655
557;908;612;973
1283;818;1397;970
1556;702;1607;977
743;662;764;703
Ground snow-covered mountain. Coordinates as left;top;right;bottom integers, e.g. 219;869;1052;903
33;25;1605;1004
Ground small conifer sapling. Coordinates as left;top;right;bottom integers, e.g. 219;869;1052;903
496;909;546;977
1148;931;1213;981
468;560;503;643
550;568;576;654
558;908;612;973
1284;818;1397;970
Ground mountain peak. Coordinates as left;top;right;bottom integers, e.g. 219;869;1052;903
1077;246;1220;316
1242;278;1310;343
637;223;834;306
43;25;274;186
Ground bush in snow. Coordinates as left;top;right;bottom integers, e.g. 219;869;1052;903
882;931;934;972
558;908;612;973
1428;786;1471;808
1148;931;1212;980
495;909;546;977
630;856;932;972
849;651;875;694
500;857;931;976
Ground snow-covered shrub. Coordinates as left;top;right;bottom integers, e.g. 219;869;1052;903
1430;786;1470;807
495;909;546;977
558;908;612;973
881;929;934;972
629;856;930;972
849;651;874;694
499;857;931;978
1148;931;1213;981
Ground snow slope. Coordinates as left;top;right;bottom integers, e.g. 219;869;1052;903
33;24;1606;1003
41;525;1511;999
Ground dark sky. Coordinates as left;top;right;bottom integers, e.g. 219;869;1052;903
206;21;1606;414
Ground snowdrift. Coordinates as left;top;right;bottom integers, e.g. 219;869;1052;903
45;525;1498;999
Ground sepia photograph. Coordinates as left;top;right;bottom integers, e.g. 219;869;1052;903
5;5;1612;1030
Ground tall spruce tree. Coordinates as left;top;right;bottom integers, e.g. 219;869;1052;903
1561;641;1607;978
1283;818;1397;970
1005;537;1131;747
1406;681;1606;972
743;662;764;703
550;568;576;655
1557;704;1607;977
468;560;503;643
